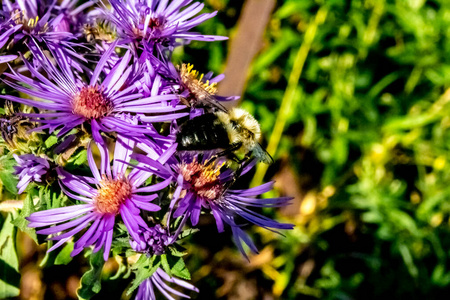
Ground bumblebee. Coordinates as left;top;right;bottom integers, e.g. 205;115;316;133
176;108;273;164
83;23;116;44
0;101;35;151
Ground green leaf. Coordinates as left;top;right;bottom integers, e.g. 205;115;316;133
77;250;105;300
0;171;17;195
55;242;74;265
169;244;188;257
160;254;172;277
11;193;37;243
383;114;440;131
398;242;419;279
111;237;132;257
44;135;59;149
275;0;312;19
0;213;20;298
251;29;298;76
178;228;199;239
160;254;191;280
39;241;55;268
38;188;66;211
127;255;160;296
0;155;18;195
167;255;191;281
67;149;87;166
110;257;127;281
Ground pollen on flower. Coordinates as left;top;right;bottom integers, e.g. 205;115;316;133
11;10;46;32
179;160;225;201
72;86;112;119
180;63;218;104
94;176;132;215
133;16;166;38
147;17;165;30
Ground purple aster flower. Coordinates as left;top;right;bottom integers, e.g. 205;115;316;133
135;268;198;300
2;0;61;43
27;138;173;260
130;224;171;256
100;0;227;54
129;221;198;299
13;154;51;194
0;0;90;63
1;41;187;144
136;153;294;258
53;0;97;34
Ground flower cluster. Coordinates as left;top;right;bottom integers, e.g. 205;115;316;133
2;0;293;299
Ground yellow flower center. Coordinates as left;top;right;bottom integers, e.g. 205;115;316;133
179;160;225;200
94;176;132;215
12;10;46;32
179;63;218;106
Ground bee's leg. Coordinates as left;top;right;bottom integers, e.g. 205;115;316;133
223;158;254;190
205;142;242;166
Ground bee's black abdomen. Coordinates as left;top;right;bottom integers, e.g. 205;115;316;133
177;113;230;151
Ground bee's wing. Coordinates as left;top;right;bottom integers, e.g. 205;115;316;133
253;143;273;164
199;92;229;112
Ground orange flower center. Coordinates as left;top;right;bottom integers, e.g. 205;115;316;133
94;176;132;215
72;86;112;119
179;160;224;201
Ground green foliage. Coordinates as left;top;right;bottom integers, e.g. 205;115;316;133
0;213;20;298
0;154;17;195
44;135;58;149
66;149;87;167
161;254;191;280
128;253;191;296
12;193;37;243
77;250;105;300
127;254;160;295
160;0;450;298
237;0;450;298
55;242;74;265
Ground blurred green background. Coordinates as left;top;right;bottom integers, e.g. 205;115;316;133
11;0;450;299
184;0;450;299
